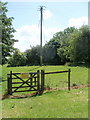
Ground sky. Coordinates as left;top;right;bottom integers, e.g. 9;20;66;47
2;1;89;52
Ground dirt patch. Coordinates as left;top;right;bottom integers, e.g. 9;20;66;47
45;84;90;91
1;84;90;100
1;91;43;100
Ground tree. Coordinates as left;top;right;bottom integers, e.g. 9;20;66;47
0;2;16;64
8;49;27;67
64;25;90;63
24;45;40;65
43;39;61;65
56;27;76;63
42;27;76;65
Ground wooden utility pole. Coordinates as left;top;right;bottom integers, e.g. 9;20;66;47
40;6;43;66
39;6;45;66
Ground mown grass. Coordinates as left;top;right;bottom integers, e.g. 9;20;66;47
2;87;88;118
1;65;89;118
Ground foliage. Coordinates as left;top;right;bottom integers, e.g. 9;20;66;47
42;27;76;64
8;49;27;67
57;26;90;64
24;45;40;66
43;39;60;65
64;25;90;63
7;25;89;66
0;2;16;64
57;27;76;63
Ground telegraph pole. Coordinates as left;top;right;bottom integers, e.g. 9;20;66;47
40;6;43;66
39;6;45;66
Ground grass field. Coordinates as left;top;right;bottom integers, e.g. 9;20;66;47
1;65;89;118
2;88;88;118
1;65;88;94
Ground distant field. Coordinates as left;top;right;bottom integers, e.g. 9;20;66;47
1;65;89;118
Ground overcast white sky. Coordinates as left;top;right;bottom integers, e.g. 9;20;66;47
2;1;88;52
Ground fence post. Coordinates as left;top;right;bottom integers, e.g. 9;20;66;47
7;71;12;95
37;70;40;91
68;69;71;91
30;74;33;86
41;70;45;91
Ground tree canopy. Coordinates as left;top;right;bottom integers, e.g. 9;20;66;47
59;25;89;63
0;1;16;64
8;49;27;67
8;25;89;66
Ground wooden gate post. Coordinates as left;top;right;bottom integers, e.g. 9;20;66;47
37;70;40;91
68;69;71;91
7;71;12;95
41;70;45;91
30;74;33;86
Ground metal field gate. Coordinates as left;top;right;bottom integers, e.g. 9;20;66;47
7;70;45;95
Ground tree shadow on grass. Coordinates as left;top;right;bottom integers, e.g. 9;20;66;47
2;91;44;100
67;62;90;68
28;66;42;72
